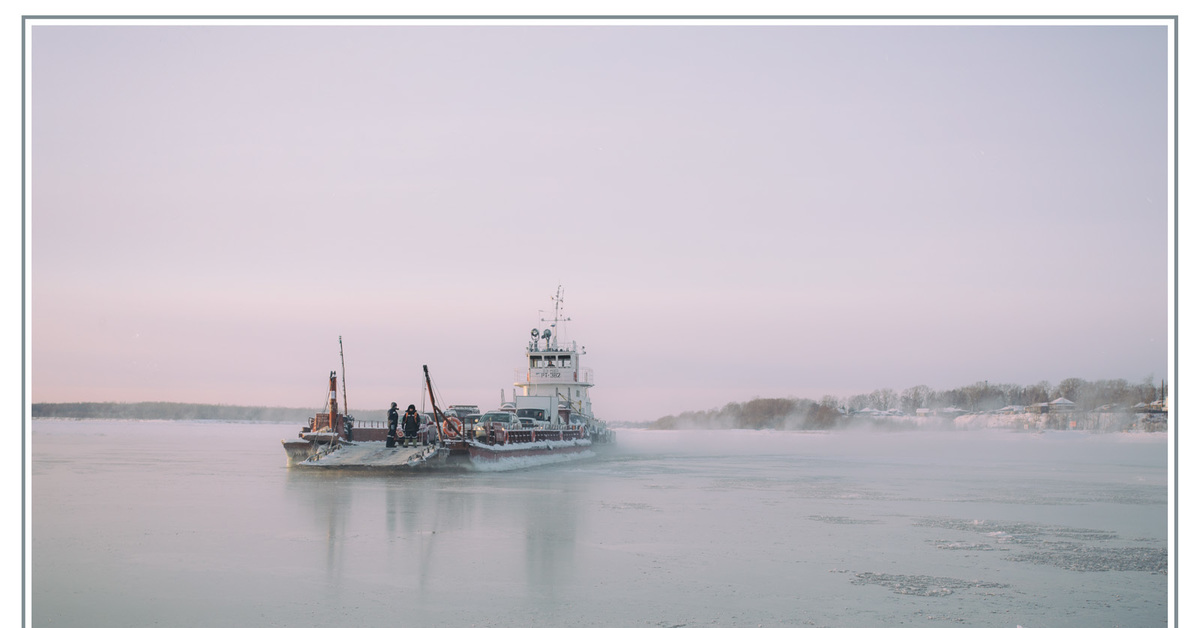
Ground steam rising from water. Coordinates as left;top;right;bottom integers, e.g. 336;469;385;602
609;427;1165;470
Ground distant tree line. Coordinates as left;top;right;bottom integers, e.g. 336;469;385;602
32;402;321;422
648;377;1166;430
650;397;844;431
858;377;1165;415
32;402;403;423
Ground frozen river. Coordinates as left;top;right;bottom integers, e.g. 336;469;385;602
33;420;1167;627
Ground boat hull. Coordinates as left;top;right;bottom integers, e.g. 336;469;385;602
282;434;341;467
461;440;596;470
283;436;599;470
292;440;441;468
463;439;592;461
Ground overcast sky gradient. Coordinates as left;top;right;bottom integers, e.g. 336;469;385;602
31;23;1169;421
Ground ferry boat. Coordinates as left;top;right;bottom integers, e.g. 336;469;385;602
282;288;614;469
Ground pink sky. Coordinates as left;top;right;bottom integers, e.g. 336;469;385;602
31;22;1170;422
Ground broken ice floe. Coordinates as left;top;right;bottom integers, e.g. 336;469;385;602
914;517;1117;543
851;572;1009;597
808;515;881;525
913;517;1165;574
930;540;1002;551
1006;545;1167;574
599;501;659;512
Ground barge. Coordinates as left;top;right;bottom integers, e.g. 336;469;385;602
282;288;613;469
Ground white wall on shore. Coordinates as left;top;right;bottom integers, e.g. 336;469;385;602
860;411;1151;432
950;412;1146;432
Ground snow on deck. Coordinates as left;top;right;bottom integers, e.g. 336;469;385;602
299;441;437;467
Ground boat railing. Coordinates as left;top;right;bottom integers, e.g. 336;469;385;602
479;424;585;445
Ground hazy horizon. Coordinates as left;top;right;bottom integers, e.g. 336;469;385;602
31;371;1165;412
32;22;1170;422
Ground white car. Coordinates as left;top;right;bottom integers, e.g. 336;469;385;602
479;411;517;425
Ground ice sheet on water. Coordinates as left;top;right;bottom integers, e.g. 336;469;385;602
915;517;1118;542
1007;545;1167;573
599;501;659;512
915;516;1166;574
930;540;1003;551
949;482;1167;506
851;572;1009;597
808;515;881;525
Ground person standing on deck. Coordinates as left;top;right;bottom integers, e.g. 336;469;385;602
402;404;421;447
386;402;400;448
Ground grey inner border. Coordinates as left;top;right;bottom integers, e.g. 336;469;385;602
18;13;1180;628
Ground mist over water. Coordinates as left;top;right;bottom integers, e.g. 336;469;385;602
33;420;1166;627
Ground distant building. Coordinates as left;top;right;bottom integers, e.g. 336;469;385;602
1048;397;1076;413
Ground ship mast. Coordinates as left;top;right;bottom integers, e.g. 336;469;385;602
338;336;349;417
540;285;570;349
423;365;446;441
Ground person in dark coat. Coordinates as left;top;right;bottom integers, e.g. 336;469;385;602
386;402;399;448
402;404;421;447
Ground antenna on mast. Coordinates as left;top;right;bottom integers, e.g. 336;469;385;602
539;285;570;349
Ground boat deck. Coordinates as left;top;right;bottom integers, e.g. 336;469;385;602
298;441;440;468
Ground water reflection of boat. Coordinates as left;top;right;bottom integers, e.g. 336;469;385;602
282;465;586;602
282;288;614;470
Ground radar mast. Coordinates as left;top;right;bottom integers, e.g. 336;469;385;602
540;285;570;350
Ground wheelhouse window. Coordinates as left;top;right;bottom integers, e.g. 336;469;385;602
531;355;573;368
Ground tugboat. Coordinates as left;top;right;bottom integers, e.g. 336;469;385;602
281;367;442;468
283;288;613;469
281;336;438;467
280;370;348;466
